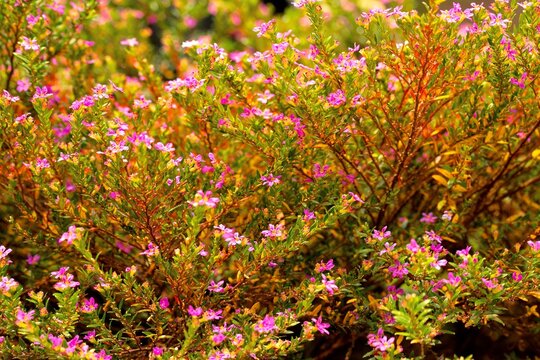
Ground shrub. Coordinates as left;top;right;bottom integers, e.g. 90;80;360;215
0;0;539;359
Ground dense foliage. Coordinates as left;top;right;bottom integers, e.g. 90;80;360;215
1;0;539;358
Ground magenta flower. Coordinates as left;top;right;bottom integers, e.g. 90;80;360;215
367;328;395;352
261;173;281;187
379;242;396;255
372;226;391;241
327;89;346;107
312;315;330;335
0;277;18;293
53;273;80;290
482;278;498;289
208;280;225;293
0;245;12;261
204;309;223;320
303;209;316;221
315;259;335;273
16;309;35;323
528;240;540;251
253;19;275;37
512;271;523;282
48;334;64;348
261;223;284;238
188;190;220;208
153;347;164;356
510;72;527;89
255;315;277;333
187;305;203;317
120;38;139;47
140;242;159;257
159;297;170;309
425;230;442;243
388;260;409;279
406;238;420;253
420;212;438;224
20;37;40;51
79;297;98;313
456;246;472;257
58;225;80;245
321;274;338;295
446;272;461;286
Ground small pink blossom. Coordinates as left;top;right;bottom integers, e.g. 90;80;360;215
261;173;281;187
120;38;139;47
388;260;409;279
312;315;330;335
528;240;540;251
159;297;169;309
140;242;159;257
188;190;220;208
420;212;438;224
315;259;335;273
20;37;40;51
188;305;203;317
253;19;275;37
321;274;338;295
208;280;225;293
58;225;80;245
327;89;346;107
254;315;277;333
372;226;391;241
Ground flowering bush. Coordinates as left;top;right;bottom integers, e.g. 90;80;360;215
1;0;540;358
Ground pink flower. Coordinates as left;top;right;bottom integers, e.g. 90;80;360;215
0;277;18;293
379;242;396;255
456;246;472;257
406;239;420;253
510;72;527;89
327;89;346;107
303;209;316;221
446;272;461;286
16;309;35;323
208;280;225;293
120;38;139;47
159;297;170;309
80;297;99;313
388;260;409;279
140;242;159;256
420;212;438;224
2;90;19;103
188;190;220;208
133;95;151;109
35;158;50;169
20;37;40;51
26;254;40;265
253;19;275;37
153;347;164;356
481;278;498;289
528;240;540;251
315;259;335;273
261;173;281;187
188;305;203;317
261;224;284;238
254;315;277;333
372;226;391;241
321;274;338;295
312;315;330;335
51;269;80;290
58;225;80;245
0;246;12;261
367;328;395;352
512;271;523;282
